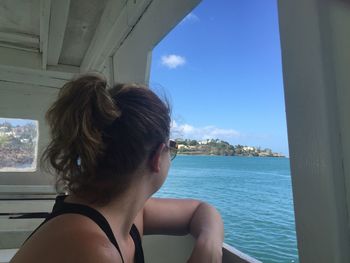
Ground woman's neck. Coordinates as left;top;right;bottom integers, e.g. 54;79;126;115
65;178;150;242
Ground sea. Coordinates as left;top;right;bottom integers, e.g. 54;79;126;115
154;155;299;263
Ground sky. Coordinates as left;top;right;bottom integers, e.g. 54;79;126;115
150;0;289;156
0;118;35;127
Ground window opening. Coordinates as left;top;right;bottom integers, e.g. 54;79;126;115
149;1;298;263
0;118;39;172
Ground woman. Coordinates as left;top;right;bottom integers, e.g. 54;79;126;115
11;74;224;263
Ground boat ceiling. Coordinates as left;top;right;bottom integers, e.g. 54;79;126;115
0;0;201;78
0;0;41;35
0;0;131;71
59;0;108;66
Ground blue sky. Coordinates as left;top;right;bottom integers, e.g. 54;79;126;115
150;0;289;155
0;118;35;126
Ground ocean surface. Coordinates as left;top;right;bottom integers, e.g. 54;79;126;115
154;155;298;263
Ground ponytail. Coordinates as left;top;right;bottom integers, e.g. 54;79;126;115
42;74;119;195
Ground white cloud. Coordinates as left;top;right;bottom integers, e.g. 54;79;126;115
182;12;199;23
171;121;240;141
161;54;186;69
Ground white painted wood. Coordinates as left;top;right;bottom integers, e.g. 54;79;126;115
0;219;44;232
0;65;73;88
0;32;39;47
0;231;32;249
126;0;152;26
0;249;17;263
0;185;55;195
0;241;254;263
328;1;350;232
0;69;66;88
80;0;128;72
101;57;114;86
0;43;38;53
0;198;50;249
57;0;109;66
0;64;74;79
143;236;258;263
0;200;54;213
46;64;80;74
0;0;40;36
47;0;70;66
0;185;56;201
40;0;52;69
113;0;201;83
144;50;152;85
222;243;262;263
143;235;194;263
91;8;130;72
278;0;350;262
0;47;41;69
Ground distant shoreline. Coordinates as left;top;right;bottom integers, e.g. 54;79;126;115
177;153;286;158
175;139;285;158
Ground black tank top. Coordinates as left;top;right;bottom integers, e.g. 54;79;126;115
24;195;145;263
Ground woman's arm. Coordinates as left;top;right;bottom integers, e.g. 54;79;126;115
142;198;224;262
186;202;224;262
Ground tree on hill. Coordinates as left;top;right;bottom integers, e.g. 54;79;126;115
189;140;198;146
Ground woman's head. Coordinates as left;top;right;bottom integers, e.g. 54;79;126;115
42;73;171;205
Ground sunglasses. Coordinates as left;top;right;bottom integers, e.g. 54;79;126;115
167;139;178;161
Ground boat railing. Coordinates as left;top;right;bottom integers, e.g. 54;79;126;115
0;195;261;263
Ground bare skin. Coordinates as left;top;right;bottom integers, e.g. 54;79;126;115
11;144;224;263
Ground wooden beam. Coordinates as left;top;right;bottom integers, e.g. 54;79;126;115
0;185;55;196
0;32;39;47
126;0;152;26
47;0;70;66
47;64;80;74
40;0;52;69
0;219;44;232
80;0;128;72
0;65;74;88
0;46;41;69
0;200;54;213
0;43;38;53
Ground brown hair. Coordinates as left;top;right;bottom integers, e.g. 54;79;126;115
42;74;171;205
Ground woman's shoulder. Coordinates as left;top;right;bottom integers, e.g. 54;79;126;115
11;214;122;263
65;231;123;263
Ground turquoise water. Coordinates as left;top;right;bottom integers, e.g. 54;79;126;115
154;156;299;263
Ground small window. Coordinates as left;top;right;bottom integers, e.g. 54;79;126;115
0;118;39;172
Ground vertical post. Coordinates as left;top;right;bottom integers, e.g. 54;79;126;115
278;0;350;262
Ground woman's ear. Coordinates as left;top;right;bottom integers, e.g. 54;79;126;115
150;143;166;172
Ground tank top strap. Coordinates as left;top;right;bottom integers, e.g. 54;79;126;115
50;195;125;263
130;224;145;263
23;195;145;263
